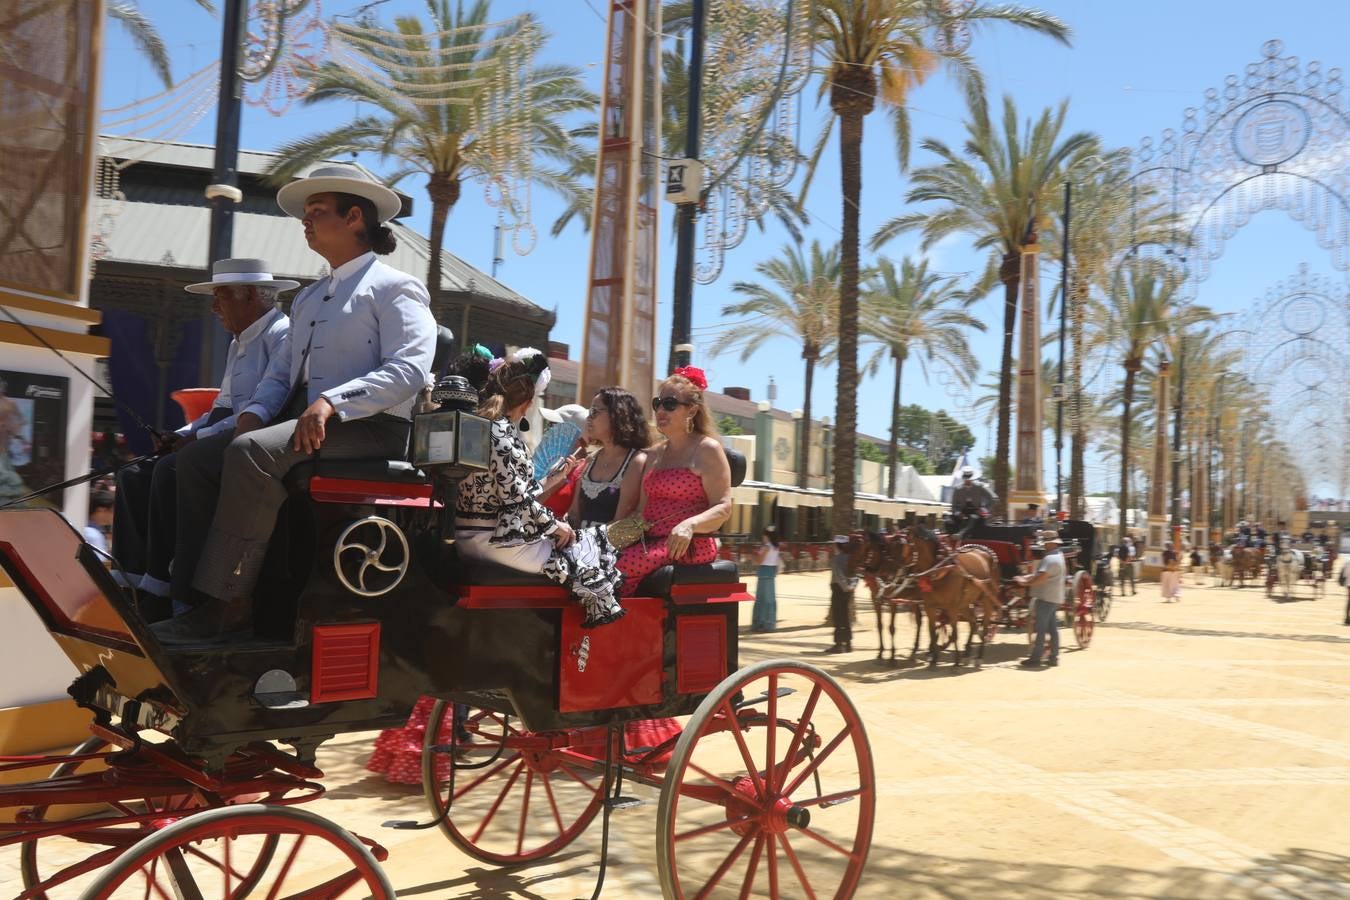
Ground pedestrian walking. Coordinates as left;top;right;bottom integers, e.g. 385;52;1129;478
750;526;781;632
1117;536;1137;595
1189;546;1204;586
1017;531;1065;668
826;535;856;653
1161;542;1182;602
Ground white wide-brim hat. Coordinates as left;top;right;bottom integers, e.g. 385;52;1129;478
540;403;589;431
276;163;402;224
185;258;300;295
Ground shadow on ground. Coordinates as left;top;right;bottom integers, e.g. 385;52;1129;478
390;842;1350;899
1101;619;1350;645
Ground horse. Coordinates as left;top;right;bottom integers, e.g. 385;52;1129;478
893;526;1002;668
859;531;924;664
1232;546;1263;587
1275;547;1304;599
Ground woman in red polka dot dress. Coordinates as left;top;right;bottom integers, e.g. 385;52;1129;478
617;368;733;595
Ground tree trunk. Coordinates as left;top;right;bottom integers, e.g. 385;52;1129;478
1119;359;1140;528
993;251;1020;519
886;347;905;498
425;171;461;323
1069;280;1086;519
799;350;817;489
829;71;873;535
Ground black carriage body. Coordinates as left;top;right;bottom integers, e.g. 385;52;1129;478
0;467;747;767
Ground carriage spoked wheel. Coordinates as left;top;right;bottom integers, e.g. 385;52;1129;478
75;804;392;899
421;701;604;865
1093;583;1113;622
20;739;278;899
656;660;875;900
1072;571;1095;649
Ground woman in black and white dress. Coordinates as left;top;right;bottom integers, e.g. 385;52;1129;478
570;387;649;528
454;349;625;627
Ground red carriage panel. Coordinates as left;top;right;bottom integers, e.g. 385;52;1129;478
675;615;726;694
961;538;1025;566
558;598;665;712
311;623;381;703
308;476;437;507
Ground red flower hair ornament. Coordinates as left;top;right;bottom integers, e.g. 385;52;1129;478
672;365;708;391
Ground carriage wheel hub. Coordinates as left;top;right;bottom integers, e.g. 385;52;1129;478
725;777;811;835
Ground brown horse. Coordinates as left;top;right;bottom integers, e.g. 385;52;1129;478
1232;546;1264;586
859;532;929;664
893;526;1002;668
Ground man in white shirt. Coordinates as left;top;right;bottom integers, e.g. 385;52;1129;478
1016;530;1065;668
112;259;294;619
156;165;436;643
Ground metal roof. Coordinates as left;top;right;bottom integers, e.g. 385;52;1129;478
96;136;550;321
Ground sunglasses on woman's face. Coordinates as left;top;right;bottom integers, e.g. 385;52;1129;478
652;396;690;413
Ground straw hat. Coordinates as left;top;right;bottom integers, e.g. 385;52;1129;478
276;163;402;224
184;258;299;295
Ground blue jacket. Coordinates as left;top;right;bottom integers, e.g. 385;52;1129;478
266;254;436;422
185;307;290;438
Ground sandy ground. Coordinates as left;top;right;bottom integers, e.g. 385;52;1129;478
6;570;1350;898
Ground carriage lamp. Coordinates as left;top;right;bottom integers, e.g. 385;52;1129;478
411;409;491;474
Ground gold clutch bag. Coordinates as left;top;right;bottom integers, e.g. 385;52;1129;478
606;516;650;551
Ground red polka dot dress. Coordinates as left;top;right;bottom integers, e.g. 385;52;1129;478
366;696;447;785
617;468;719;594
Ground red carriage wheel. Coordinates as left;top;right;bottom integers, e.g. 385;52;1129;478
19;740;278;899
656;660;875;899
1072;572;1095;649
76;804;392;899
421;700;604;865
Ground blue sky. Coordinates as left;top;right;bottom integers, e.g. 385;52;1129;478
100;1;1350;497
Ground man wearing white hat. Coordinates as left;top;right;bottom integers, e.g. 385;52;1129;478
157;164;437;643
113;258;294;619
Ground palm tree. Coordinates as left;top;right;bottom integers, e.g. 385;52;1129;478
872;91;1095;517
712;240;840;488
109;0;215;89
809;1;1069;532
268;1;595;313
1106;262;1213;518
861;256;983;496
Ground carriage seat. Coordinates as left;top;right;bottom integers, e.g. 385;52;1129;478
286;458;430;492
636;559;740;597
460;559;559;588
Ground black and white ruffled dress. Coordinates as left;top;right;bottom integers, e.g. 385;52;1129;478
455;417;624;625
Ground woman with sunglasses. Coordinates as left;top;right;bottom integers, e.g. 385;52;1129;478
569;387;650;527
616;366;733;594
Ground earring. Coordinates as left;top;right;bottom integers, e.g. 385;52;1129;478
518;417;530;432
685;417;693;434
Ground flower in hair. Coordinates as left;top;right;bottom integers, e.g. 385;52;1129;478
471;343;494;360
673;365;708;391
488;356;506;373
510;346;552;397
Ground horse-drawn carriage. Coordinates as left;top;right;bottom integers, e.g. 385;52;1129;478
0;407;875;898
1265;543;1328;601
860;518;1100;668
961;520;1097;650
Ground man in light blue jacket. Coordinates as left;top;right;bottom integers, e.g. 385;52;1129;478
157;165;437;643
113;259;294;619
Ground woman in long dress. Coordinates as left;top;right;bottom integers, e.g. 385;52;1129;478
750;526;781;632
616;367;732;595
1160;542;1182;602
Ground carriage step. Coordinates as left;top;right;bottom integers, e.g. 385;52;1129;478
734;686;796;709
604;796;645;811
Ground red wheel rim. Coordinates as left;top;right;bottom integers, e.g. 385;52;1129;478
19;743;283;899
657;661;875;899
1075;610;1094;648
422;702;604;865
76;804;392;899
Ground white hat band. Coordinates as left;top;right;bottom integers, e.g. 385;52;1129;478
212;271;278;284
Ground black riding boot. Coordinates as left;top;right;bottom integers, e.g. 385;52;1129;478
151;597;252;645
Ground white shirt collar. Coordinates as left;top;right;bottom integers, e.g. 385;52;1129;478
328;250;376;293
235;306;280;348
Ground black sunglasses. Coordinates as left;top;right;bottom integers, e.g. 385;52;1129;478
652;396;691;413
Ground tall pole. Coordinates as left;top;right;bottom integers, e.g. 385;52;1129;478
1171;332;1185;546
205;0;248;380
1009;219;1045;521
667;0;705;374
1055;181;1070;517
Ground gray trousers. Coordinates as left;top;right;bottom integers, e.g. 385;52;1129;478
179;416;410;603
